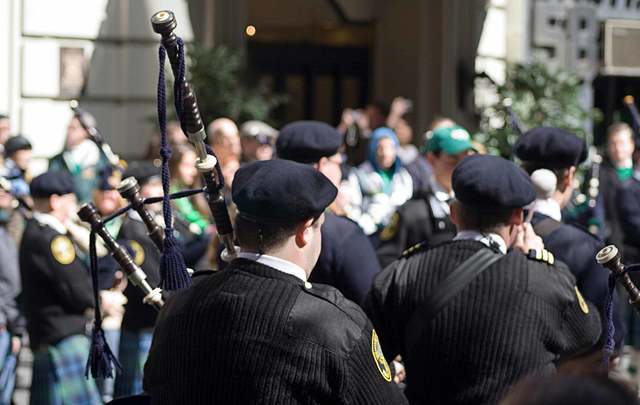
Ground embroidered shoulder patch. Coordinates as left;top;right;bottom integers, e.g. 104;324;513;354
379;212;400;241
51;235;76;265
371;329;392;382
527;248;555;265
575;287;589;314
129;240;145;266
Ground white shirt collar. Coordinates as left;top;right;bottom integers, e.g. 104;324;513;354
615;158;633;169
429;175;454;203
454;231;507;254
237;252;308;282
532;198;562;222
33;211;67;234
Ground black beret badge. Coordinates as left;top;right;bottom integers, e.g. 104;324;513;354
371;329;392;382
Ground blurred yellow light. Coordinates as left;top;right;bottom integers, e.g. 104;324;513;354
246;25;256;37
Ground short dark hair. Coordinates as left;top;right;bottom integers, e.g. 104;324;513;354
235;215;300;253
456;202;516;234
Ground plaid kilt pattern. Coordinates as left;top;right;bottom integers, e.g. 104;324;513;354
113;330;152;398
30;334;101;405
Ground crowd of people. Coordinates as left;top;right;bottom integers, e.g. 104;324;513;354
1;95;640;404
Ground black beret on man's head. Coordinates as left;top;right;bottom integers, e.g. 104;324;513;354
452;154;536;210
30;171;75;198
232;159;338;224
276;121;342;164
513;127;587;169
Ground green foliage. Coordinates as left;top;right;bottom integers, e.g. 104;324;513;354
185;44;286;126
476;61;602;157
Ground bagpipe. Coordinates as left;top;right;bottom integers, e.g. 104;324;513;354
70;100;125;172
596;245;640;369
82;9;238;379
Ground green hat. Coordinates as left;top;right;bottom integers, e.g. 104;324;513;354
422;125;475;155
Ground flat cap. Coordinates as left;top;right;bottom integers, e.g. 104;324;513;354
513;127;587;169
276;121;342;163
4;135;32;157
452;154;535;209
31;171;75;198
123;161;161;187
232;159;337;224
241;120;278;144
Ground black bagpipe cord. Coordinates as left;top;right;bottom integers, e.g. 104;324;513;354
86;230;121;379
157;37;191;291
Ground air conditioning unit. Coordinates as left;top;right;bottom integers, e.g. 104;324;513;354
603;19;640;76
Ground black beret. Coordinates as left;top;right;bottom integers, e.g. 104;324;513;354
452;154;535;209
31;171;75;198
513;127;587;169
4;135;32;157
123;161;161;187
276;121;342;163
97;166;124;191
232;159;338;224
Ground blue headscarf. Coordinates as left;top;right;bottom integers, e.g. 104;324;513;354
368;127;401;175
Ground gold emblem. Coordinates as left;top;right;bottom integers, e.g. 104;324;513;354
130;240;145;266
575;287;589;314
380;213;399;241
50;235;76;265
371;329;392;382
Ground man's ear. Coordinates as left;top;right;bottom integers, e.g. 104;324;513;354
426;152;436;166
450;200;460;227
294;218;315;248
507;207;524;226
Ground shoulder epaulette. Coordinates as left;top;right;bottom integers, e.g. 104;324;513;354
402;241;428;258
527;248;555;265
192;269;215;279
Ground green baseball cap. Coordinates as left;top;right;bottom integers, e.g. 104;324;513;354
421;125;475;155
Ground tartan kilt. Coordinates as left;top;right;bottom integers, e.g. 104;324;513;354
113;330;152;398
30;334;101;405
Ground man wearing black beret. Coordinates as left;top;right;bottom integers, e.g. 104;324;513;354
365;155;601;405
20;171;100;403
143;159;407;404
276;120;381;305
513;126;625;367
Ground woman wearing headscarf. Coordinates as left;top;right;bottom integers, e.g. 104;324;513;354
346;127;413;236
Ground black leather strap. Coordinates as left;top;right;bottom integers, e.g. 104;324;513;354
405;248;502;351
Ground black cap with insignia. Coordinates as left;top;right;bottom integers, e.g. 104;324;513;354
232;159;338;224
30;171;75;198
513;127;587;169
276;121;342;164
97;166;124;191
452;154;536;209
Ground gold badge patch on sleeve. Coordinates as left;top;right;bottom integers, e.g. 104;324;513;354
575;287;589;314
379;212;399;241
129;240;145;266
51;235;76;265
371;329;392;382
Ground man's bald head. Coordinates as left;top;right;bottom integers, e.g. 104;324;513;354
208;118;239;144
207;117;241;165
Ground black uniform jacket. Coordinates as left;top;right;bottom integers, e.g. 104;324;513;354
365;240;601;405
144;258;408;405
376;188;456;268
531;212;625;349
117;216;161;332
310;212;380;305
19;218;94;348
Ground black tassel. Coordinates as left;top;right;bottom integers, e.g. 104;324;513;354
85;230;121;379
160;232;191;290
